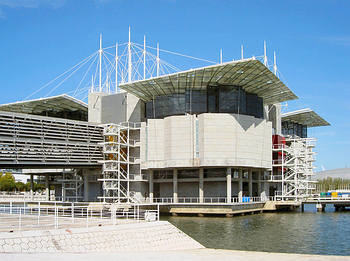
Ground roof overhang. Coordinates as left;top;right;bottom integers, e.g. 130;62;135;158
119;58;298;104
282;108;330;127
0;94;87;115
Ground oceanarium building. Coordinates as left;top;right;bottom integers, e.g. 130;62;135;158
0;48;329;203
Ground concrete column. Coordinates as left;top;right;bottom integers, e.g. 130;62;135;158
238;169;243;202
248;170;253;197
149;170;154;203
265;181;270;199
45;175;50;201
226;168;232;203
173;169;178;203
62;185;66;202
83;173;89;202
257;171;261;196
316;203;325;212
30;174;34;201
199;168;204;203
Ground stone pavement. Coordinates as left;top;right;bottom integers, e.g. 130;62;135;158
0;221;203;253
0;249;348;261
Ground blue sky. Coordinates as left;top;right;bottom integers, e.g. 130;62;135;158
0;0;349;170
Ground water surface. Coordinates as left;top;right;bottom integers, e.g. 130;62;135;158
162;204;350;256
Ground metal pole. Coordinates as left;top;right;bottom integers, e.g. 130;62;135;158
99;34;103;92
128;26;132;83
72;202;74;224
115;42;118;93
220;49;222;64
156;42;159;77
264;41;268;66
273;51;277;75
157;204;160;221
143;35;146;80
19;208;22;231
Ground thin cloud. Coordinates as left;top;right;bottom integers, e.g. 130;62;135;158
319;36;350;46
0;0;66;18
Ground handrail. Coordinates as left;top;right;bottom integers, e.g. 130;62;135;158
0;202;159;232
148;196;266;204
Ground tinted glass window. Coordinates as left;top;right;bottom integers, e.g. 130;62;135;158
145;85;264;119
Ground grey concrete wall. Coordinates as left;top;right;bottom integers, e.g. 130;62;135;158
141;113;272;170
268;104;281;135
178;182;199;197
203;182;226;197
88;92;106;123
127;93;144;123
88;92;143;124
130;182;148;201
88;183;101;202
199;113;272;169
159;183;173;198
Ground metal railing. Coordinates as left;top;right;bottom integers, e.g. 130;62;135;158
305;195;350;202
149;196;266;204
0;192;55;201
0;202;159;232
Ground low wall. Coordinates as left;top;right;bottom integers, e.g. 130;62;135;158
0;221;204;253
161;202;265;215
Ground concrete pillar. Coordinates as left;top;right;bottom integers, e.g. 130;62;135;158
83;173;89;202
149;170;154;203
226;168;232;203
316;203;325;212
265;181;270;198
30;174;34;201
45;175;50;201
199;168;204;203
238;169;243;202
257;171;262;197
248;170;253;197
173;169;178;203
62;185;66;202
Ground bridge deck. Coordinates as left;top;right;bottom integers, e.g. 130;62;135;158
303;197;350;204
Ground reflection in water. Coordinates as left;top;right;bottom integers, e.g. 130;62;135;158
162;205;350;256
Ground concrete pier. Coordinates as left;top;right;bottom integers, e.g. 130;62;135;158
159;202;265;216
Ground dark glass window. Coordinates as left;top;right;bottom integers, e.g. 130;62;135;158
145;85;264;120
282;121;308;138
207;87;219;113
185;90;207;114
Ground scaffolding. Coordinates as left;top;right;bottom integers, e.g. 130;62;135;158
98;123;141;203
272;135;317;200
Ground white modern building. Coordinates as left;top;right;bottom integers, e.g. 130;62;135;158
0;39;330;204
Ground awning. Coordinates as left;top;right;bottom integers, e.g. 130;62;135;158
282;108;330;127
119;58;298;105
0;94;87;115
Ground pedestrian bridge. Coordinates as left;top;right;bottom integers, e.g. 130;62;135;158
303;197;350;204
0;111;103;168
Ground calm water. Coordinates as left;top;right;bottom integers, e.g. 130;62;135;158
162;205;350;256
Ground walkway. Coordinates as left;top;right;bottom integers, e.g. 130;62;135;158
0;249;347;261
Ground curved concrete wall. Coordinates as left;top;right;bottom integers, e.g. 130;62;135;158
141;113;272;169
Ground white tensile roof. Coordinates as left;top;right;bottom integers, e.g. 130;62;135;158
119;58;298;104
282;108;330;127
0;94;87;115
